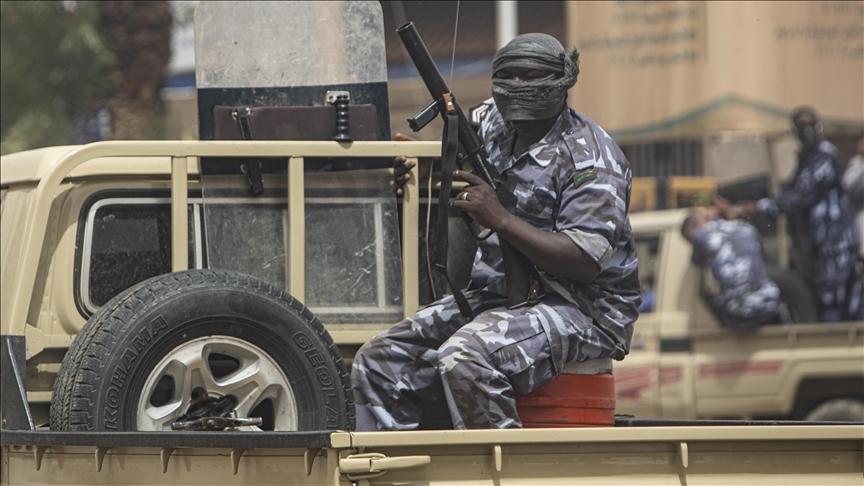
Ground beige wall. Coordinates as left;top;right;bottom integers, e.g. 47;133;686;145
566;1;864;134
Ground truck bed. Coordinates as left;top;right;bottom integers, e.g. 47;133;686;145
3;422;862;485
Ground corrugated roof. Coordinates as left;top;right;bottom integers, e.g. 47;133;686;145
610;94;864;143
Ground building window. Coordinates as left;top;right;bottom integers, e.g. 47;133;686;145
622;139;704;177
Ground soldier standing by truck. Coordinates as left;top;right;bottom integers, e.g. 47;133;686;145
842;136;864;259
352;33;641;430
751;107;862;322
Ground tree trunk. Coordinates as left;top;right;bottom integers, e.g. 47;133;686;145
99;1;172;140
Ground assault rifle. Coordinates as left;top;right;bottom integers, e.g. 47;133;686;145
397;22;540;316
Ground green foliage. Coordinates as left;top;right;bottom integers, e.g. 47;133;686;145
1;1;113;154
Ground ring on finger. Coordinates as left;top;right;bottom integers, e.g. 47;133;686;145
459;192;470;201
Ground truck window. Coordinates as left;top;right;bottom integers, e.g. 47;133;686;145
202;197;403;324
80;194;401;323
80;198;199;313
202;201;288;287
635;236;660;312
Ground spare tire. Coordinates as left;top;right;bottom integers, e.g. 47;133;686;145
766;267;818;323
51;269;354;431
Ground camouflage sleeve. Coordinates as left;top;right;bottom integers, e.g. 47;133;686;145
555;163;630;269
756;197;780;218
774;153;839;212
690;238;708;265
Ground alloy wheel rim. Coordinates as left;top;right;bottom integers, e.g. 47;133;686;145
135;335;298;431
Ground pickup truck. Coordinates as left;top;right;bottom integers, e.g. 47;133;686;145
616;209;864;421
2;143;859;428
1;141;862;485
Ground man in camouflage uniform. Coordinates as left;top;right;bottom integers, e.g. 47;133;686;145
682;208;782;329
755;107;862;322
352;34;640;430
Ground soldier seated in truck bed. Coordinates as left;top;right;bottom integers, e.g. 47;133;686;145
352;33;640;430
681;206;783;330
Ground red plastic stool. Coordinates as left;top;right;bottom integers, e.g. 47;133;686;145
517;358;615;428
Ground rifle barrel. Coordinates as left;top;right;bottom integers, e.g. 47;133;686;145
397;21;500;187
397;22;450;98
398;20;535;309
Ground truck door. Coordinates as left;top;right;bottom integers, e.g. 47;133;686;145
688;269;789;419
654;229;697;418
614;234;662;418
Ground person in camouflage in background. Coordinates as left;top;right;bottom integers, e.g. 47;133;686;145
681;208;783;329
755;107;862;322
352;34;641;430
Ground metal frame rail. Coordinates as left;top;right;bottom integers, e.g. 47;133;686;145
7;140;441;338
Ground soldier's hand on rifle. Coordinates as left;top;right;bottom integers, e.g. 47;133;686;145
393;132;417;196
451;170;511;231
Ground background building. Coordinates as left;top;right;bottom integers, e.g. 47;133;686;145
381;1;864;183
567;1;864;184
3;0;859;179
159;1;864;196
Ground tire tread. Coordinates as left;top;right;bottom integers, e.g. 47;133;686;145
50;269;354;430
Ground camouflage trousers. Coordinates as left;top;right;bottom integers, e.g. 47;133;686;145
351;287;619;430
814;251;863;322
715;281;782;328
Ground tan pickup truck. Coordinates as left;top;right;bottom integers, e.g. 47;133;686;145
1;141;862;485
617;209;864;421
2;144;859;427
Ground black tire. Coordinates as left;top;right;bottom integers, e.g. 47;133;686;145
766;267;818;323
50;269;354;431
804;398;864;422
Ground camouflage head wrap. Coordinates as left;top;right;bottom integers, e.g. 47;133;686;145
491;33;580;122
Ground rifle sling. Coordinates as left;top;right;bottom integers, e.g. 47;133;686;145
434;111;475;319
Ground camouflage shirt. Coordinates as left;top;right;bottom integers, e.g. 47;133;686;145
690;219;781;322
469;102;641;358
756;140;861;321
757;140;857;262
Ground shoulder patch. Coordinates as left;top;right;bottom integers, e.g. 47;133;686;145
573;169;598;187
469;97;495;130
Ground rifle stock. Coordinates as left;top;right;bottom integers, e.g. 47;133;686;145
397;22;538;309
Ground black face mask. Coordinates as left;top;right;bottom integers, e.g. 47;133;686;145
491;33;580;122
795;123;821;151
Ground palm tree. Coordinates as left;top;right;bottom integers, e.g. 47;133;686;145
1;1;112;153
99;1;172;139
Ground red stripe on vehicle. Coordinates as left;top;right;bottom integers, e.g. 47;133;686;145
698;360;782;377
659;366;682;384
614;370;652;382
615;366;682;400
